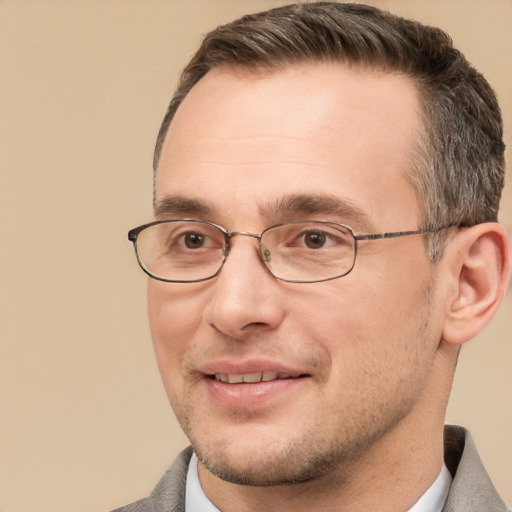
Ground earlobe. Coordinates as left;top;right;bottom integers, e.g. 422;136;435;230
442;223;511;345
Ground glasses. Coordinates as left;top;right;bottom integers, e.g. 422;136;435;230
128;219;448;284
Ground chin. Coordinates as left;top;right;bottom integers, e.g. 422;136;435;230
197;448;337;487
190;425;354;487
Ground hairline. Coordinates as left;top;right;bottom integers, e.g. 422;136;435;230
152;60;431;233
153;58;424;172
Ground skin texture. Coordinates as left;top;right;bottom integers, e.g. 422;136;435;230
147;63;509;511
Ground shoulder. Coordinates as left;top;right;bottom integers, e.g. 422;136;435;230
443;425;510;512
110;446;194;512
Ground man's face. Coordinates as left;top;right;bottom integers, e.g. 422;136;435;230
149;63;444;485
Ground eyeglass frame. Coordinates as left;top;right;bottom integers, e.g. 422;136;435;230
128;219;454;284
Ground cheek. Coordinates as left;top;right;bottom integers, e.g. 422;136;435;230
147;281;208;374
294;268;431;372
148;280;206;333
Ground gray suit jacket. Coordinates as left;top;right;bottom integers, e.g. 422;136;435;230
112;426;509;512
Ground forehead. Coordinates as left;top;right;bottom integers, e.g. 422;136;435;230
156;63;422;229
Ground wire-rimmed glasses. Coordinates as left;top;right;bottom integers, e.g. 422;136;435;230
128;219;450;283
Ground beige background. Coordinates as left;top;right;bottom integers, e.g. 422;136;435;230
0;1;510;510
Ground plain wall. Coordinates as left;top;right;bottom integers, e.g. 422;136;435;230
0;1;510;510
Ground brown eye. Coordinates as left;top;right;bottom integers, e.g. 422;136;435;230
183;232;205;249
304;232;326;249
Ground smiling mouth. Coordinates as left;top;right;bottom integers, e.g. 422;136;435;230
211;372;307;384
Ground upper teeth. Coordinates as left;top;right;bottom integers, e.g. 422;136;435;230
214;371;290;383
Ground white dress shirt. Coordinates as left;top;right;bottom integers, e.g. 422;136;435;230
185;453;452;512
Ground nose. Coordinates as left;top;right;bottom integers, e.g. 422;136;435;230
204;235;286;340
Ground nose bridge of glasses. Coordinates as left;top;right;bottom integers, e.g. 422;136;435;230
225;231;268;262
229;231;262;241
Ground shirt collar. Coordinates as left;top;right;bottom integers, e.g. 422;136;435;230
407;464;452;512
185;453;221;512
185;453;452;512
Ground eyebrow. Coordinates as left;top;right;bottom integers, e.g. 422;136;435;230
154;195;212;219
154;193;373;230
260;193;373;230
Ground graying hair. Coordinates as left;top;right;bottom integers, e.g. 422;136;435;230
153;2;505;260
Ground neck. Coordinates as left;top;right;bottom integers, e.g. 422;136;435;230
198;342;458;512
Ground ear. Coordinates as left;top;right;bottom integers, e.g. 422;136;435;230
442;223;511;345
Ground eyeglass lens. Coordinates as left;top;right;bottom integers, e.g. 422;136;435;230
134;220;356;283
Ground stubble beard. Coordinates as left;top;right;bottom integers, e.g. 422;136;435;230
172;281;438;488
177;361;434;488
192;417;403;487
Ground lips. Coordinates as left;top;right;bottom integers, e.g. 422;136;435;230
200;360;306;382
198;361;309;407
213;371;296;383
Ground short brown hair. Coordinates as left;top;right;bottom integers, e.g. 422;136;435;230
154;2;505;260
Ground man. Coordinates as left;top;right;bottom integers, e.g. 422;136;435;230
116;2;511;511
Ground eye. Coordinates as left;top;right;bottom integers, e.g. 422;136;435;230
183;232;206;249
161;223;223;252
303;231;327;249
